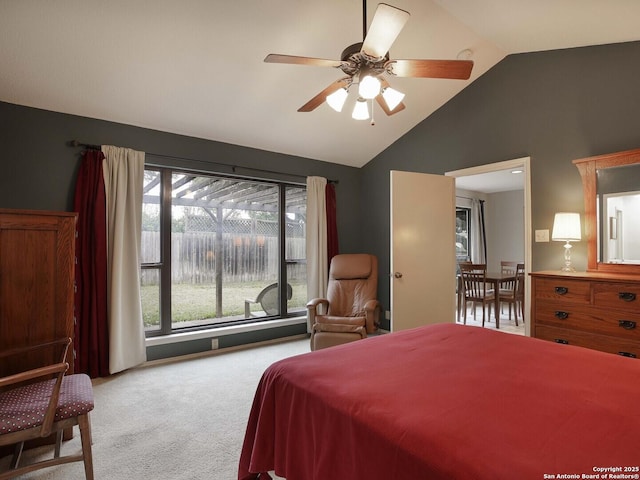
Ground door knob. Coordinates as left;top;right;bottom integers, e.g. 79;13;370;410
394;272;403;278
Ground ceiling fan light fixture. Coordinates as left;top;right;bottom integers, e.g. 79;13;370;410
382;86;405;111
265;3;473;118
352;97;369;120
359;74;381;99
326;87;349;112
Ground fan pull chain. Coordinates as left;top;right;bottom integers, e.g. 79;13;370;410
370;99;375;126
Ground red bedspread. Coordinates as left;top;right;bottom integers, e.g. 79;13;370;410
238;323;640;479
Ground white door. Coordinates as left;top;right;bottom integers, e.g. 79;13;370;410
390;170;455;331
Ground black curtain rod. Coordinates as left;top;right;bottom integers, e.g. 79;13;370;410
456;195;484;203
67;140;338;184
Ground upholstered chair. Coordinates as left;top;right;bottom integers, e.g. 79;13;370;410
307;253;381;350
0;338;95;480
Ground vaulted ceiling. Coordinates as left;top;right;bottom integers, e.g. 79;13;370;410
1;1;639;168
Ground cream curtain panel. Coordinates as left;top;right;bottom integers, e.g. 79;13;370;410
306;176;328;332
102;145;147;374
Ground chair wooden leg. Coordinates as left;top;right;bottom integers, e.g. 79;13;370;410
79;414;94;480
462;299;467;324
54;429;63;458
10;442;24;469
482;302;486;327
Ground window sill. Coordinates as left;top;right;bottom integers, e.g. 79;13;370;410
145;316;308;347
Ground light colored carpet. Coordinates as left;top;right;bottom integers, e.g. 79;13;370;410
0;337;309;480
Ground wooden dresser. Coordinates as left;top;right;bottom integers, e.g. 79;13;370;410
531;271;640;358
0;209;77;375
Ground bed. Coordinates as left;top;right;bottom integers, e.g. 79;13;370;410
238;323;640;479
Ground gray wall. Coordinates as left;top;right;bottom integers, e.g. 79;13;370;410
361;41;640;325
485;190;525;272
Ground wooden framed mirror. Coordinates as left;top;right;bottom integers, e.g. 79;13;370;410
573;148;640;274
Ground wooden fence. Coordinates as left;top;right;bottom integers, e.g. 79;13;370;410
141;231;305;284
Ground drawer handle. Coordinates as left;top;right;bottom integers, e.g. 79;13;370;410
554;311;569;320
554;339;569;345
618;292;637;302
618;351;637;358
619;320;637;330
554;286;568;295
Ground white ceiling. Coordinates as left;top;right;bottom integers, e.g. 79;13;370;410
455;168;524;194
1;1;639;168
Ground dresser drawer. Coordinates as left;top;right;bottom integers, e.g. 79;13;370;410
535;325;640;358
533;278;590;304
535;302;640;340
592;282;640;309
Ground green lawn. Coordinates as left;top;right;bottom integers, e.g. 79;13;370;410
141;281;307;327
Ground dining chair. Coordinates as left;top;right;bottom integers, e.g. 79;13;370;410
498;263;525;325
515;263;526;322
498;261;519;315
499;261;518;288
500;261;518;275
0;338;95;480
459;263;495;327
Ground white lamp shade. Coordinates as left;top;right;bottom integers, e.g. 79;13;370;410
552;212;581;241
326;88;348;112
352;98;369;120
382;87;405;111
358;75;381;99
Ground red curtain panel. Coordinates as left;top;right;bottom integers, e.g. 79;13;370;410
73;149;110;378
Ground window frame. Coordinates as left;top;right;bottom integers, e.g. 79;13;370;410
456;206;471;262
141;166;306;337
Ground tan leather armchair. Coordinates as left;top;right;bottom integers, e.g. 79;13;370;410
307;253;381;350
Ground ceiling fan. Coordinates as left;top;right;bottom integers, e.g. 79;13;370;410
264;1;474;121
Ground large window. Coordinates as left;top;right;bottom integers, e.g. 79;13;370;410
141;168;307;336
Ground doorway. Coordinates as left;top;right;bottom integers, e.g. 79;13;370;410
446;157;532;336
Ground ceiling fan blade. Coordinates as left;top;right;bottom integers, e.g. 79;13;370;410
264;54;342;68
298;78;351;112
361;3;410;60
376;78;406;116
386;59;474;79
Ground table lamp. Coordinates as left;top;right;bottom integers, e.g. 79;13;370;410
551;212;581;272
